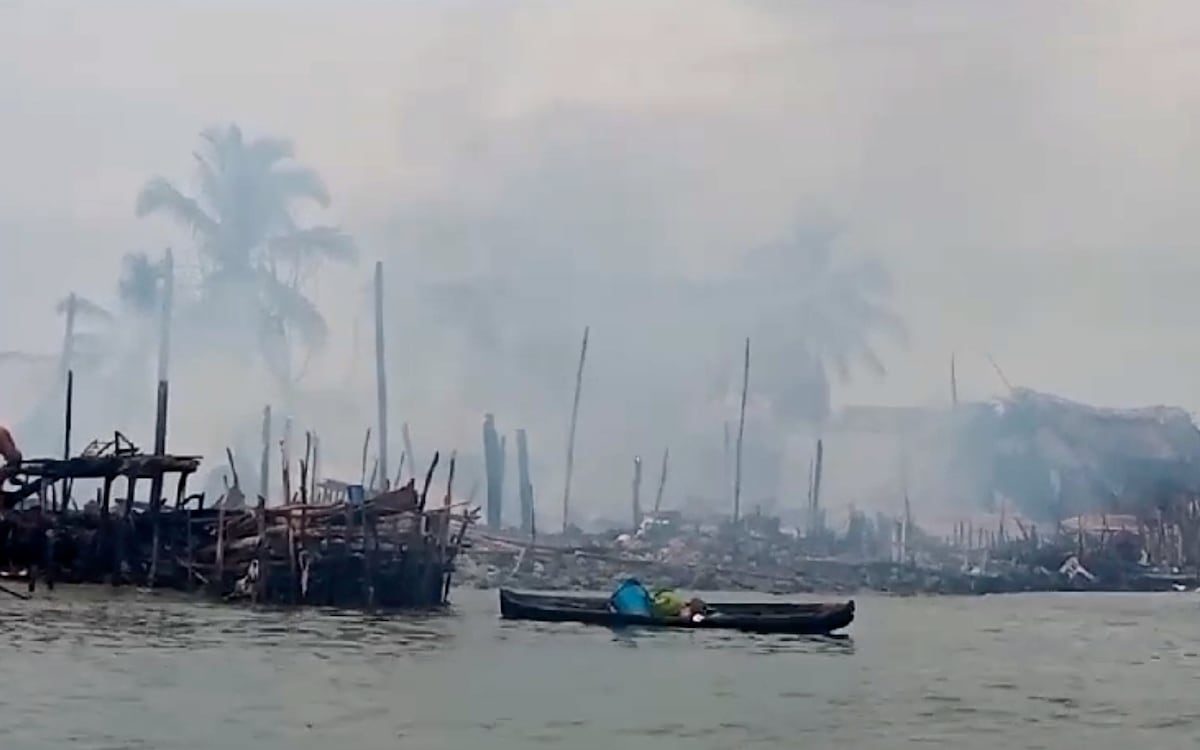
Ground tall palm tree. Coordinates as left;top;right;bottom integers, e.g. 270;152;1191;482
726;222;906;428
135;124;357;395
698;222;905;508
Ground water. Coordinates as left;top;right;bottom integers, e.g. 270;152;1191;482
2;587;1199;749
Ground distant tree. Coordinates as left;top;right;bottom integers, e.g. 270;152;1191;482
728;222;906;429
135;124;357;395
116;251;165;315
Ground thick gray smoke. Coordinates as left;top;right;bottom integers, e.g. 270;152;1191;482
4;1;1200;526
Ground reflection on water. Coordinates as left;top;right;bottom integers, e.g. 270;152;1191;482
2;588;1200;749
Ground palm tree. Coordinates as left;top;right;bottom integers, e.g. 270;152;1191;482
697;222;905;508
135;124;357;395
727;222;906;428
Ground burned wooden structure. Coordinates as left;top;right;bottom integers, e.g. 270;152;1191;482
0;432;201;589
0;433;477;609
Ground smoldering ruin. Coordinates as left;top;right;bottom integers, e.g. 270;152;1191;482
460;385;1200;596
8;3;1200;605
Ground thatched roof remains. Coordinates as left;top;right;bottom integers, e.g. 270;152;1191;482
992;388;1200;516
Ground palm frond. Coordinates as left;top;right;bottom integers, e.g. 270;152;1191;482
256;272;329;353
200;124;244;168
268;226;358;265
136;177;219;237
269;165;331;207
247;136;295;169
193;150;224;214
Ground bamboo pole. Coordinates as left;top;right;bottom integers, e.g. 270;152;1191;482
259;406;272;504
631;455;643;530
653;447;669;514
148;249;174;581
483;414;502;527
733;337;750;523
254;493;267;603
950;351;959;408
61;369;73;515
516;429;533;533
561;325;589;533
373;261;390;488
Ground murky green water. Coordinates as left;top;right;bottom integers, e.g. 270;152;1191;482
2;586;1199;749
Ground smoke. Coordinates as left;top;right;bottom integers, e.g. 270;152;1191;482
5;1;1200;525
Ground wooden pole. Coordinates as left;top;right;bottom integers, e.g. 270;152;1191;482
310;433;320;505
61;369;73;515
631;455;643;530
281;420;293;505
147;250;174;576
99;476;113;583
810;438;824;534
214;489;229;595
62;370;73;461
259;405;272;504
254;493;267;603
516;429;534;533
483;414;502;527
950;351;959;408
653;447;669;514
561;325;589;533
373;261;390;489
733;337;750;523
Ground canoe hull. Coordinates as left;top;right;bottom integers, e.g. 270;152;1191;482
498;589;854;635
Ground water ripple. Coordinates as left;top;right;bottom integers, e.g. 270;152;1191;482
2;588;1199;749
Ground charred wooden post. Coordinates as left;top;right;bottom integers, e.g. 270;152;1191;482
373;261;390;489
259;406;272;504
59;370;76;515
631;455;644;529
254;493;267;603
653;447;669;514
483;414;503;528
0;436;472;610
561;326;589;533
516;429;534;533
733;337;750;524
147;250;174;578
809;439;824;535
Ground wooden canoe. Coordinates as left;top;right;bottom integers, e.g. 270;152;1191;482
498;588;854;635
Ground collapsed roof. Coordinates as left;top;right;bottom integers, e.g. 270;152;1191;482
985;388;1200;519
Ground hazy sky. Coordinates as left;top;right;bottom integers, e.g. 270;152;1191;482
5;1;1200;520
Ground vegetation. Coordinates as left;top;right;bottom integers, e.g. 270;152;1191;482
135;123;357;396
730;222;905;428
